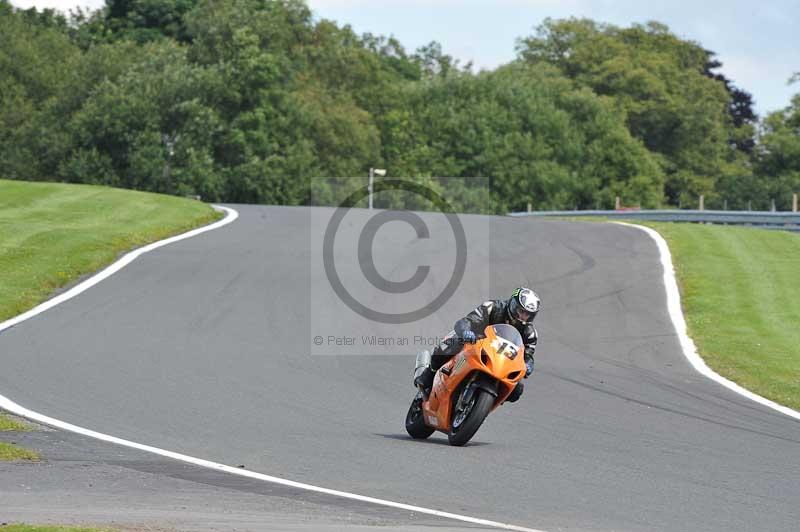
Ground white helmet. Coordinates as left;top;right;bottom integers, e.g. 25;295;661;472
508;287;541;325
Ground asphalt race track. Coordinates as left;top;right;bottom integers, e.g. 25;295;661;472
1;205;799;531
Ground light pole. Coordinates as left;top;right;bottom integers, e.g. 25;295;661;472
368;168;386;210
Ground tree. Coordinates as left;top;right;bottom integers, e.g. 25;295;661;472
0;3;80;179
3;2;791;213
102;0;198;43
414;41;466;79
63;42;224;198
703;50;757;154
378;63;663;212
517;18;747;207
755;87;800;210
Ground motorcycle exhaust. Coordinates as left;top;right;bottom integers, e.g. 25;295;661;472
414;349;432;381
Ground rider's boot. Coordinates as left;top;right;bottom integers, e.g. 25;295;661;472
504;382;524;403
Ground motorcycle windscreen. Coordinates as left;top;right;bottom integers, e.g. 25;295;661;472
489;323;523;347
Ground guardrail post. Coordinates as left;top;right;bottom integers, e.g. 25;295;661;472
699;195;704;211
527;202;532;213
615;196;621;210
723;199;728;211
793;193;798;213
771;199;776;212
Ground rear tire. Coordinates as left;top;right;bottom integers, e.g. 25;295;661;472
405;394;435;439
447;390;494;446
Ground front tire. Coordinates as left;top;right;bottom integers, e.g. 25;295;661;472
405;394;435;439
447;390;494;446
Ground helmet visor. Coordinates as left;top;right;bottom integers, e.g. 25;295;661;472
509;298;533;323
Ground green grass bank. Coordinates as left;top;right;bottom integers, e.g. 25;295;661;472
0;441;39;461
645;222;800;410
0;413;35;461
0;413;31;431
0;526;111;532
0;179;221;323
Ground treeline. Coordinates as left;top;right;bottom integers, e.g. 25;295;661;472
1;0;798;212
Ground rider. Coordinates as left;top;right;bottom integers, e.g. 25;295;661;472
415;287;541;403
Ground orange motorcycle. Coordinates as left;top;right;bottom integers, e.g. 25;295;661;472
405;324;526;446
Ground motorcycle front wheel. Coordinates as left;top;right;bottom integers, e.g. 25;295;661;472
447;389;494;446
405;393;435;439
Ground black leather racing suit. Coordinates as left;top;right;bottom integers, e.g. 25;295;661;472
431;299;537;383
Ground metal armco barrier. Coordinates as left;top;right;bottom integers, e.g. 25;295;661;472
508;210;800;231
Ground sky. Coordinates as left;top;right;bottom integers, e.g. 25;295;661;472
13;0;799;116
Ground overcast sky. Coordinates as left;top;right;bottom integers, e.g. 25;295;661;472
13;0;799;116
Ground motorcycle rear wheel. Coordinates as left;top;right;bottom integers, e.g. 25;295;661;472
447;390;494;446
405;393;435;439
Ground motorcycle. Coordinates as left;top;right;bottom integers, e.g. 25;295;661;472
405;324;526;446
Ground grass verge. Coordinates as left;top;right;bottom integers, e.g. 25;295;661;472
0;526;110;531
641;222;800;410
0;441;39;461
0;413;35;461
0;179;221;323
0;413;32;431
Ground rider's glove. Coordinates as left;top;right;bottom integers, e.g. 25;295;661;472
462;330;477;344
525;357;534;377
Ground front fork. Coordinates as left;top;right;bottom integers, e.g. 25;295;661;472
456;373;482;412
453;374;475;414
458;372;499;410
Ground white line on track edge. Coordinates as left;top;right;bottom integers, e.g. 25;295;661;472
0;204;545;532
614;221;800;422
0;205;238;334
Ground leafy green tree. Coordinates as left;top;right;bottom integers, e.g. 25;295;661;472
64;42;224;198
755;90;800;210
3;0;795;213
703;50;757;155
379;63;663;212
414;41;465;79
101;0;198;43
291;87;381;177
517;18;745;207
182;0;387;204
0;3;80;179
